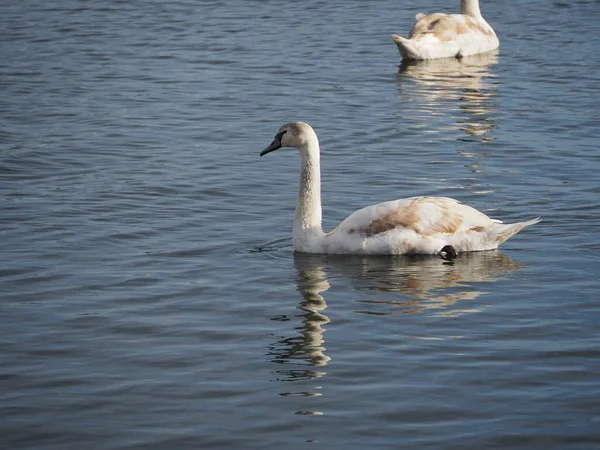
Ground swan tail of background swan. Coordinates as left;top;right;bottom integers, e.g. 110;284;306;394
392;35;421;60
492;217;541;246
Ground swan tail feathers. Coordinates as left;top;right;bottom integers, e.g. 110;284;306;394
492;217;541;246
392;35;421;60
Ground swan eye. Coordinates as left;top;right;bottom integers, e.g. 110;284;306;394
276;130;287;140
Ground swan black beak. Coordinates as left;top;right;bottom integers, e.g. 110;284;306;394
260;131;285;156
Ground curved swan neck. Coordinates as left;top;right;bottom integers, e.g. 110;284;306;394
461;0;482;18
294;137;324;249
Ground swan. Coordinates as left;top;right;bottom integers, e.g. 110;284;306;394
392;0;499;60
260;122;540;256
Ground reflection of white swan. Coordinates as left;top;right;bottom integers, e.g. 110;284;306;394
268;258;331;384
294;263;331;367
271;251;523;414
294;251;524;317
397;51;498;143
392;0;499;60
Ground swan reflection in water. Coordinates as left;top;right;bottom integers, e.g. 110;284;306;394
342;251;523;316
268;258;331;383
270;250;524;383
397;50;499;144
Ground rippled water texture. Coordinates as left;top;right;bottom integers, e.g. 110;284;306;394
2;0;600;449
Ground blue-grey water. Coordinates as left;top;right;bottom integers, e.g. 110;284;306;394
2;0;600;449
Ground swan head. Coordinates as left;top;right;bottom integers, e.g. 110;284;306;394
260;122;316;156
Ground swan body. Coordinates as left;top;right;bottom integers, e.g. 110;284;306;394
260;122;539;256
392;0;499;60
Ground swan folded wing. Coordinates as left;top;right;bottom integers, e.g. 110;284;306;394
337;196;494;237
409;13;447;39
409;13;495;41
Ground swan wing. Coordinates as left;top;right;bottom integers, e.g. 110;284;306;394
335;196;495;237
409;13;496;43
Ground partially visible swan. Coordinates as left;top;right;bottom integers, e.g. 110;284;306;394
260;122;539;256
392;0;499;60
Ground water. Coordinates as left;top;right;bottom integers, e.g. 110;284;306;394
1;0;600;448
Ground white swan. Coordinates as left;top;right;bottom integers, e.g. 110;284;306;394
392;0;499;60
260;122;539;256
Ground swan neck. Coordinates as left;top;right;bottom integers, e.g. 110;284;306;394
461;0;482;18
294;139;324;248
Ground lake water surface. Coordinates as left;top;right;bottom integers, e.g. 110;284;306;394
2;0;600;449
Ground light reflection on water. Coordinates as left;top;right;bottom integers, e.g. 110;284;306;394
397;51;499;143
